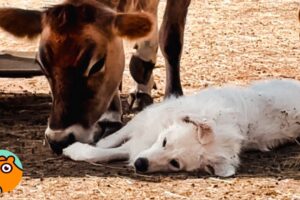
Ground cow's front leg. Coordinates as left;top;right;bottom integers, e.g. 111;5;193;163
129;31;158;111
160;0;191;97
128;0;159;111
98;91;123;139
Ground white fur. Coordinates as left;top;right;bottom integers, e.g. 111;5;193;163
63;79;300;177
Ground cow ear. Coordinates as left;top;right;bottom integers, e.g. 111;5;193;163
0;8;42;39
113;12;154;40
182;116;214;145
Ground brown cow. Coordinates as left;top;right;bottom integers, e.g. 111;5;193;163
0;0;191;154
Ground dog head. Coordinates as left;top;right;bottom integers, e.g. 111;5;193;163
133;115;243;177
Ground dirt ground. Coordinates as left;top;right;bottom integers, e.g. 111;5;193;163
0;0;300;199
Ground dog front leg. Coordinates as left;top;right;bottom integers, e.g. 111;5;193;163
96;126;131;149
63;142;129;163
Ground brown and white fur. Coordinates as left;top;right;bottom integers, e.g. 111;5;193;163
64;79;300;177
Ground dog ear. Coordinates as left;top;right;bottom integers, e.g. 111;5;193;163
182;116;214;145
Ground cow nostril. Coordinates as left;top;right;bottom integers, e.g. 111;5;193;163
48;141;64;155
47;133;76;155
68;132;76;143
134;157;149;173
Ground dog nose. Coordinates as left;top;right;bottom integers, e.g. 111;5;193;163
134;157;149;173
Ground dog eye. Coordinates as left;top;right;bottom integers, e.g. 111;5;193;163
170;159;180;169
89;56;106;76
162;138;167;147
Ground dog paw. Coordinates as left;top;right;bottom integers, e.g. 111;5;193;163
214;164;236;177
63;142;92;161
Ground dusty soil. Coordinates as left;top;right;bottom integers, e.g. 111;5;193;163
0;0;300;199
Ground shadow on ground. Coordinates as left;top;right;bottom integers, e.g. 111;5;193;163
0;93;299;182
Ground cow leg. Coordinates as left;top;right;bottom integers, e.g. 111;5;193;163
128;66;156;111
159;0;191;97
129;0;159;111
98;91;123;140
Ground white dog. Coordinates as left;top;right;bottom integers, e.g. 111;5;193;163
63;79;300;177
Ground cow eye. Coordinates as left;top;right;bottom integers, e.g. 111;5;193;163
162;138;167;147
170;159;180;169
1;163;12;173
89;56;106;76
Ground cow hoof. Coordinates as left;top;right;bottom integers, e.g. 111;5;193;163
98;121;124;139
128;92;153;112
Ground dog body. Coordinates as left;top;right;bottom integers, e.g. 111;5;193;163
64;79;300;177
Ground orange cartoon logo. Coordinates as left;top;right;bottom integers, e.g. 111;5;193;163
0;150;23;193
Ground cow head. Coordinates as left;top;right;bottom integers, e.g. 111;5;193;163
0;0;154;154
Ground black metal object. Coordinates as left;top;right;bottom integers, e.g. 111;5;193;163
0;53;43;78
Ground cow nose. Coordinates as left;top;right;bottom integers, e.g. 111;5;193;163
134;158;149;173
46;133;76;155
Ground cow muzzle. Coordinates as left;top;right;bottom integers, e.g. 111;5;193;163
46;133;76;155
45;124;103;155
